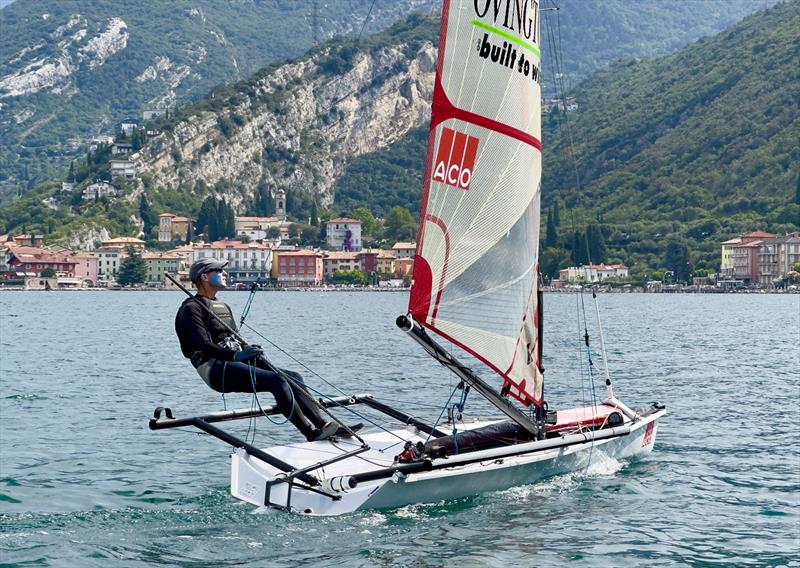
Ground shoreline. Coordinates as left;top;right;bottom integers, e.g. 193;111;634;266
1;286;797;294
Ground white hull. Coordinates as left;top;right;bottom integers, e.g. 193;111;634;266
231;406;665;516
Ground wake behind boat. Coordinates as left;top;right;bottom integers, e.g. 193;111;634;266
150;0;665;515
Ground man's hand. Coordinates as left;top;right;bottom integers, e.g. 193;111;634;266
234;345;263;362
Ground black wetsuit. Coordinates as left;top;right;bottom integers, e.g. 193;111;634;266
174;295;328;439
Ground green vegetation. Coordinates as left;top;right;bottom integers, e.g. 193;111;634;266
0;0;443;202
196;197;235;241
541;0;800;276
0;1;760;202
332;269;367;285
117;246;146;286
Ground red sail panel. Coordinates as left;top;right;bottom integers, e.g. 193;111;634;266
409;0;543;406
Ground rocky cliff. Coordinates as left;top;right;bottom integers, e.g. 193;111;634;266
136;41;437;209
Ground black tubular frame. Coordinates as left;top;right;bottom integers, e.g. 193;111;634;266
148;393;446;490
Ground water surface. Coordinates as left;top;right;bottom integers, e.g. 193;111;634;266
1;291;798;566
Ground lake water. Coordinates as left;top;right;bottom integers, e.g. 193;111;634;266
1;291;798;567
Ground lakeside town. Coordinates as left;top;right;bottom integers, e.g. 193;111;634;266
3;205;798;293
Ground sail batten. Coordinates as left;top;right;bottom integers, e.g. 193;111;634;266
409;0;543;407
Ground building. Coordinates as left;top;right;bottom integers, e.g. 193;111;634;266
376;250;397;275
758;232;800;287
111;142;133;155
158;213;194;243
95;247;127;284
192;240;272;282
394;257;414;278
3;245;77;279
357;249;379;274
391;242;416;259
558;263;629;284
109;159;136;180
234;215;287;242
120;120;139;137
274;250;323;287
11;234;45;246
102;237;146;251
326;218;362;251
720;237;741;278
142;252;182;284
69;252;98;286
322;251;361;280
83;181;117;201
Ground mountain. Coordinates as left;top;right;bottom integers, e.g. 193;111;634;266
542;0;800;271
1;2;796;275
335;1;800;274
0;0;761;202
0;0;436;201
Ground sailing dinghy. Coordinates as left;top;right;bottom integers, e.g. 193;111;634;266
150;0;665;515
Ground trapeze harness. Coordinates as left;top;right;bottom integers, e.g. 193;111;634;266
175;295;241;389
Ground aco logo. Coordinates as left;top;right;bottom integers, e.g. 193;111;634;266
432;127;479;190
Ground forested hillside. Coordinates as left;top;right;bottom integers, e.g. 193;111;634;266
0;0;760;202
334;1;800;276
0;0;434;201
541;0;800;274
1;2;796;278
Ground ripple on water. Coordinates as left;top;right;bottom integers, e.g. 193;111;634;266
0;292;798;566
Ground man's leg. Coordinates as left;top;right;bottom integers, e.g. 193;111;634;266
209;361;319;439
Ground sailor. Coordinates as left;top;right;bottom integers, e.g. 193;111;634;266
174;258;339;441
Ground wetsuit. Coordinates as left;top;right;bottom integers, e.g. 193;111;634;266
174;295;328;440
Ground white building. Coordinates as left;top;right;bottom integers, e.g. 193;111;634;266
95;246;127;284
235;216;287;242
192;240;272;282
109;159;136;180
82;181;117;201
391;242;416;259
559;263;629;283
326;218;362;251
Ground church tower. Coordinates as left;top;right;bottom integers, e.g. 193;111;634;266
275;189;286;219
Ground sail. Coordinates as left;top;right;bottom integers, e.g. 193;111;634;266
408;0;543;407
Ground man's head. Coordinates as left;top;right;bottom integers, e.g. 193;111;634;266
190;258;229;294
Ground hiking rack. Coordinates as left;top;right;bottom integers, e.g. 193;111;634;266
148;393;446;495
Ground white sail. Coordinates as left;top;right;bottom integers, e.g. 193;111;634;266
409;0;543;406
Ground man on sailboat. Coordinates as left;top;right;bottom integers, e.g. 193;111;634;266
174;258;341;441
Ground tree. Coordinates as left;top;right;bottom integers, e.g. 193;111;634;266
664;238;692;283
139;194;157;238
384;206;416;241
301;225;319;244
332;269;366;285
117;246;147;286
41;267;56;278
586;224;607;263
350;207;382;243
310;200;319;226
196;197;216;237
795;173;800;205
570;230;587;266
539;246;571;281
553;199;561;226
545;208;557;248
267;226;281;239
253;178;274;216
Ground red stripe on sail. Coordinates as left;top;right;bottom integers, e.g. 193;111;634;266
424;214;450;324
419;318;543;407
431;79;542;152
